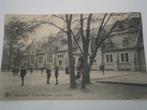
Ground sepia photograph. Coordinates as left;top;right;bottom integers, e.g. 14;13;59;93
0;12;147;100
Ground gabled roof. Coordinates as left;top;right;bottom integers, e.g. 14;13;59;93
103;17;143;51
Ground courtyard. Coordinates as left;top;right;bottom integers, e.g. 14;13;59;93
0;70;147;100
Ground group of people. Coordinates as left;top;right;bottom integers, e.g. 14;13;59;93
12;56;105;86
46;66;59;85
12;67;19;76
12;65;59;86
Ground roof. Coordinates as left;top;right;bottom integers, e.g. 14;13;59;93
102;17;143;51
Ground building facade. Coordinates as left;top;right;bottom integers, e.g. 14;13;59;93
4;17;145;73
102;18;146;72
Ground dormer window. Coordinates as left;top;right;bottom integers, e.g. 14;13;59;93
105;39;113;49
114;22;124;31
122;38;129;47
118;23;124;30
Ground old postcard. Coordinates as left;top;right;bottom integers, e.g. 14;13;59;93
0;12;147;100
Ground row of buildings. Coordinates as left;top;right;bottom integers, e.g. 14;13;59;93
1;17;146;72
22;17;146;72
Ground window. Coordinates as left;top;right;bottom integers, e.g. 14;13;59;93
38;56;43;64
30;55;35;64
58;54;64;58
118;24;124;30
122;38;129;47
105;39;113;49
105;54;113;63
59;60;62;65
47;56;52;63
110;55;113;62
60;55;63;58
114;22;124;31
120;52;129;63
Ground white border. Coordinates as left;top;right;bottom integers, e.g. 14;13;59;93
0;0;147;110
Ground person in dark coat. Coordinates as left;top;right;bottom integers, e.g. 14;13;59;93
55;66;59;85
30;67;33;74
99;64;105;75
15;67;19;76
65;66;69;74
41;67;44;74
12;67;15;76
46;67;51;84
20;66;27;86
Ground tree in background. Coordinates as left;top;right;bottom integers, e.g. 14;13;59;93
3;17;42;70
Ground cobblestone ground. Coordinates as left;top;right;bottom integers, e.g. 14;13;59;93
0;70;147;100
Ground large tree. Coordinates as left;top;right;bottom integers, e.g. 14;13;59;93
41;14;77;89
66;14;77;88
4;17;42;70
80;14;92;88
71;13;141;88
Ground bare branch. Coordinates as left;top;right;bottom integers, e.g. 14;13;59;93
72;17;88;25
50;22;67;33
71;30;84;55
89;20;118;68
85;14;92;53
69;14;72;22
52;14;66;22
108;31;138;38
101;13;113;29
24;38;36;51
41;21;67;33
89;17;139;68
86;14;92;40
80;14;85;49
65;14;68;21
96;13;107;42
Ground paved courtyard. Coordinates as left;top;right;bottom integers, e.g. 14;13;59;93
0;70;147;100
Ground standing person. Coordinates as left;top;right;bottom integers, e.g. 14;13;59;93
12;67;15;76
30;67;33;74
16;66;19;76
41;67;44;74
55;66;59;85
99;64;105;75
20;65;27;86
65;66;69;74
46;67;51;84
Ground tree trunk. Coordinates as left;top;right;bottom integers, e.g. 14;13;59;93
8;41;13;70
66;14;76;89
84;66;91;85
81;53;89;88
83;14;92;85
85;66;91;84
